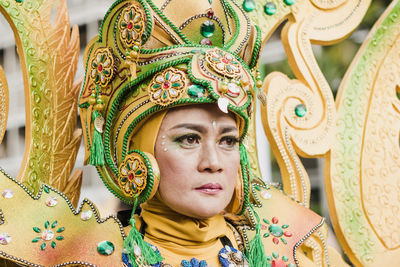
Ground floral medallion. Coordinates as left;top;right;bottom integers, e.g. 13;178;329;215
32;220;65;251
118;4;145;48
90;47;114;87
118;153;148;197
148;67;187;106
262;216;292;245
205;49;241;78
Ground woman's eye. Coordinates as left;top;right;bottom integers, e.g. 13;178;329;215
219;136;239;148
175;134;200;146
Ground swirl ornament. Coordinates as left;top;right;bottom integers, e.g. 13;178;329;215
148;67;187;106
90;48;114;88
118;153;148;198
205;49;241;78
118;5;145;48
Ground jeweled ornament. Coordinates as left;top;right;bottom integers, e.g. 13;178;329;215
294;104;307;117
218;245;249;267
81;210;93;221
118;153;148;197
46;196;58;207
206;49;241;78
2;189;14;199
0;233;11;245
264;2;277;15
90;48;114;87
284;0;296;5
42;230;54;241
201;20;215;38
243;0;256;12
148;67;187;106
227;81;241;97
118;5;145;48
200;38;213;46
97;240;115;256
32;221;65;250
188;84;206;98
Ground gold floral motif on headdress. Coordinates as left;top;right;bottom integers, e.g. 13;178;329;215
118;154;147;198
148;67;187;106
90;47;114;87
205;48;241;78
118;5;145;48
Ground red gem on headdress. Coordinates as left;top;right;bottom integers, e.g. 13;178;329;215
128;173;134;181
272;217;279;224
272;237;279;244
207;9;214;18
98;64;103;71
163;81;170;89
200;38;213;46
128;22;133;29
222;58;229;64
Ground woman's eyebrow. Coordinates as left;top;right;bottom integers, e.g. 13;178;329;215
170;123;206;133
220;126;238;135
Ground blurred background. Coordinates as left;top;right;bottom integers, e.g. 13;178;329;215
0;0;392;250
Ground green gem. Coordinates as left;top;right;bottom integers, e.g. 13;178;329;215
294;104;307;117
57;227;65;233
201;21;215;38
242;0;256;12
188;84;205;98
56;236;64;240
163;91;168;99
133;45;140;51
51;241;56;248
208;0;212;4
41;243;46;251
32;237;40;243
134;24;141;29
172;82;181;87
272;252;279;258
165;72;170;80
254;185;261;191
266;255;273;261
282;256;289;262
282;224;289;229
15;0;23;3
264;2;277;15
153;84;161;89
121;177;128;183
288;264;296;267
284;0;296;5
97;241;115;256
263;218;270;224
45;221;50;229
51;221;57;228
269;224;284;237
263;233;270;238
43;186;50;193
33;227;41;233
135;170;142;175
266;262;272;267
281;238;287;244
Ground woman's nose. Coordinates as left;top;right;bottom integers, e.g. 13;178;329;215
198;142;223;173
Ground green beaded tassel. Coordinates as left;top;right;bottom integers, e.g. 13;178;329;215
246;205;269;266
89;110;105;166
124;200;164;266
239;143;268;266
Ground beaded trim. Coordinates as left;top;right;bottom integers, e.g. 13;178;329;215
0;167;126;266
160;0;172;11
293;217;325;267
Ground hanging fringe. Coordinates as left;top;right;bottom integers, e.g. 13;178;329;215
123;200;164;266
89;110;105;166
246;205;269;267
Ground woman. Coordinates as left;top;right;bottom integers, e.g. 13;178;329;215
77;0;346;266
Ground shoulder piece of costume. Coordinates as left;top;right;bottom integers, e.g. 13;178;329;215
0;169;125;266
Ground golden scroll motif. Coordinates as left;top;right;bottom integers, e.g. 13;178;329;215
254;0;370;207
328;1;400;265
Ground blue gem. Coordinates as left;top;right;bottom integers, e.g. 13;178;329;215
199;260;208;267
190;258;200;267
181;260;191;267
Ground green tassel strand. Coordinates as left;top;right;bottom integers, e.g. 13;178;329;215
246;205;269;266
123;201;164;266
89;110;105;166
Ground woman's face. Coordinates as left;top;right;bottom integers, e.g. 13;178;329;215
155;104;240;219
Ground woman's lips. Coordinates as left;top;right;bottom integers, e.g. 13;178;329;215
195;183;222;195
